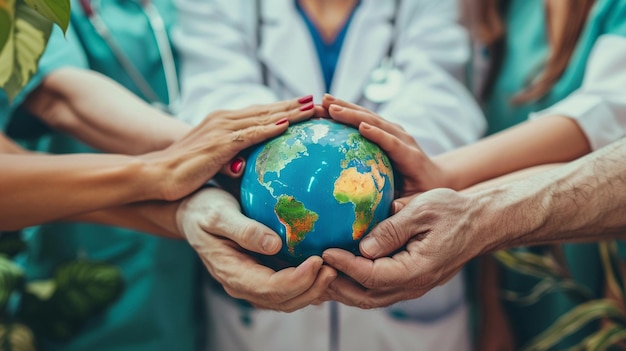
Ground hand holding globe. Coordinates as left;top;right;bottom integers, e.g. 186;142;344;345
240;118;395;265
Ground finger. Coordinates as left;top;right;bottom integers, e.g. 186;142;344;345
243;256;325;304
229;95;314;119
359;122;425;178
313;105;330;118
322;248;412;288
273;265;337;312
322;94;369;113
201;199;282;255
358;210;424;258
225;120;291;156
328;276;417;309
218;157;246;178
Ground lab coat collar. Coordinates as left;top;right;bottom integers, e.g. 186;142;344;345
258;0;393;103
331;0;394;102
258;0;325;99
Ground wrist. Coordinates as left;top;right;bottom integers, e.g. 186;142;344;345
433;153;463;190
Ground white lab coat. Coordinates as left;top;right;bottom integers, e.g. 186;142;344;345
531;34;626;150
174;0;484;350
175;0;485;156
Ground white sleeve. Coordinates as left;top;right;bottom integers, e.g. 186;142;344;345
173;0;278;125
376;0;486;156
530;34;626;151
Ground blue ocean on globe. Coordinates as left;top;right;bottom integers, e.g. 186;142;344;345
240;118;395;265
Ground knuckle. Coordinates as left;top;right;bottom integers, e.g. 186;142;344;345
238;224;259;249
374;219;406;248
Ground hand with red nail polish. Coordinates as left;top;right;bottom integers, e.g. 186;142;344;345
138;96;316;201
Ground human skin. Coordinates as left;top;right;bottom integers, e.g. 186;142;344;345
0;97;314;230
65;187;337;312
22;68;190;155
318;97;626;308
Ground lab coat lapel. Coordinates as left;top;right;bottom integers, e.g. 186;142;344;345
258;0;325;99
331;0;393;102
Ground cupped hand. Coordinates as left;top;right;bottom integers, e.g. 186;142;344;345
177;187;337;312
321;94;450;197
322;188;487;308
143;96;315;201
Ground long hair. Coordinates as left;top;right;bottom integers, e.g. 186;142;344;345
468;0;596;103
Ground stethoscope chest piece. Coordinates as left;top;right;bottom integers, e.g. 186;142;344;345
364;57;404;103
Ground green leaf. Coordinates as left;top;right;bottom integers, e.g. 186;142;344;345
0;231;27;259
25;279;55;300
493;250;563;280
585;324;626;351
520;299;626;351
0;1;52;102
0;323;36;351
0;0;14;54
502;277;593;306
599;241;626;306
52;260;124;319
0;255;24;311
22;0;70;33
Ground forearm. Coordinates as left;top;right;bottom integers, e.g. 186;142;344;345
437;115;591;189
66;200;182;239
23;68;190;154
0;133;30;154
475;138;626;253
0;153;163;230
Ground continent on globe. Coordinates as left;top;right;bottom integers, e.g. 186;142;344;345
240;118;394;264
274;195;319;253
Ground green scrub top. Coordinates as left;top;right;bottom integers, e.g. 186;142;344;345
0;1;202;350
482;0;626;349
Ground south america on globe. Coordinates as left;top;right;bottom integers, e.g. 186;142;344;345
240;118;395;265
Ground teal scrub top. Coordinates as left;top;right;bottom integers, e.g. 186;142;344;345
0;1;202;350
483;0;626;349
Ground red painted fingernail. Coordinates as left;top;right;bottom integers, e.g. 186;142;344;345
275;118;288;125
230;159;244;173
298;95;313;104
300;102;314;111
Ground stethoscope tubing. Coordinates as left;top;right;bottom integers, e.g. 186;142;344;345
79;0;180;114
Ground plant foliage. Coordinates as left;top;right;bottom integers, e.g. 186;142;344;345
0;0;70;101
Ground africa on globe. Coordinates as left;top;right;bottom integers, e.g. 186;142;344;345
240;118;395;265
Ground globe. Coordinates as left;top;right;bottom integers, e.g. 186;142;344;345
240;118;395;265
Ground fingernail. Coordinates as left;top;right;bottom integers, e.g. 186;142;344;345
300;102;314;111
324;94;334;100
298;95;313;104
230;158;244;173
360;237;381;258
360;122;372;130
261;233;281;253
329;104;343;112
275;118;288;125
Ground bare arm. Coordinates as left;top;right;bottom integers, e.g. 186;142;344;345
323;138;626;308
437;115;591;190
0;132;29;154
69;187;337;312
482;136;626;251
22;67;191;155
0;153;164;231
0;98;315;230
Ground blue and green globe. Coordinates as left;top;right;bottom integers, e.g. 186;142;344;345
240;118;395;265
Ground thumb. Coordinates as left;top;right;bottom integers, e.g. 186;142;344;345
208;207;283;255
359;214;414;259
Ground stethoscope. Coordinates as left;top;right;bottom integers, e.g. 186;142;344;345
79;0;180;115
256;0;404;103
